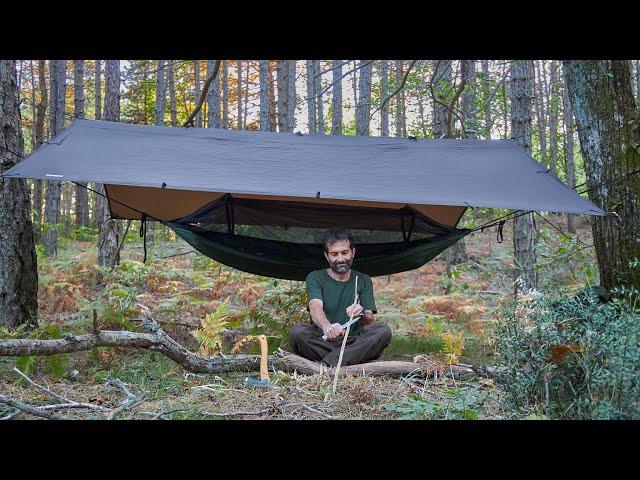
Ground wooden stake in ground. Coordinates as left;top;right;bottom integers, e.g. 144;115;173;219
331;275;358;394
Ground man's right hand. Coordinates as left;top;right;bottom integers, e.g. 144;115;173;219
323;323;344;339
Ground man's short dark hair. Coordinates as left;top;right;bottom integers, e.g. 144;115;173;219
323;228;355;252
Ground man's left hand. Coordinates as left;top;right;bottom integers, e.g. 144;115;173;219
346;303;364;318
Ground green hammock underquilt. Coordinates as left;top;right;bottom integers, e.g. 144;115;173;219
165;195;471;281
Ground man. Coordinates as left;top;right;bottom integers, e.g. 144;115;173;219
289;227;392;367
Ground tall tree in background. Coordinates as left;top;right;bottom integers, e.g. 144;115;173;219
532;61;548;166
380;60;389;137
154;60;166;126
0;60;38;328
259;60;270;131
355;60;372;136
74;60;89;227
461;60;478;139
511;60;538;294
236;61;242;130
314;61;324;135
168;62;177;126
563;73;576;233
95;60;101;121
331;60;342;135
548;61;559;176
97;60;121;268
564;60;640;290
207;60;221;128
394;60;404;137
306;60;316;134
91;60;102;228
287;60;296;133
42;59;66;258
268;61;277;131
276;61;289;132
481;60;492;138
194;60;202;128
32;60;47;240
432;60;452;139
222;60;229;129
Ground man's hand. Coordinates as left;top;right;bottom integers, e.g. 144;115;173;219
323;323;344;339
346;303;364;318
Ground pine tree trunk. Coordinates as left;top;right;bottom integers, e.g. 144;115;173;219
0;60;39;328
510;60;538;294
168;62;177;127
243;63;249;129
268;61;278;132
154;60;166;126
236;61;242;130
306;60;316;134
331;60;342;135
43;60;66;258
532;61;547;167
276;60;287;132
286;60;296;133
314;61;324;135
33;59;48;241
222;60;229;129
563;74;576;234
355;60;372;136
563;60;640;290
548;61;559;176
206;60;221;129
73;60;89;227
482;60;492;138
432;60;452;139
259;60;270;132
97;60;121;268
461;60;478;139
91;60;102;228
194;60;201;128
394;60;403;137
380;60;389;137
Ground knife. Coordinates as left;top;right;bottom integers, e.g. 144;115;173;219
322;314;362;340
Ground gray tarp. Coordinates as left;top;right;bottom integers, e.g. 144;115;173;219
3;119;605;223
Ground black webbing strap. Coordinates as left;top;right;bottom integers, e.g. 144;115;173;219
497;220;505;243
224;194;235;234
139;213;148;263
400;209;416;243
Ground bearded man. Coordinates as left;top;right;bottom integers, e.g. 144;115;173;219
288;227;392;367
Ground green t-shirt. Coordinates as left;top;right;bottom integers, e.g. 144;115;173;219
305;269;377;336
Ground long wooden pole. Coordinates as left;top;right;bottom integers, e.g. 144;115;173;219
331;276;358;394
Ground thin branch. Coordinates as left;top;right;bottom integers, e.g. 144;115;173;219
0;394;68;420
183;60;221;127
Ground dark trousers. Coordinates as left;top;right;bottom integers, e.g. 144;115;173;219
289;323;392;367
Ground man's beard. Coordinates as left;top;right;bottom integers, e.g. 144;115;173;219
330;258;353;274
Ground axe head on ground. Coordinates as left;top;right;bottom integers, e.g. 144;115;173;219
244;334;271;387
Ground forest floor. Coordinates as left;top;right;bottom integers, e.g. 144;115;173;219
0;213;597;420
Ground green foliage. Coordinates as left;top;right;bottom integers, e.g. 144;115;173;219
494;288;640;419
192;299;230;355
386;388;486;420
13;325;69;378
191;255;217;272
69;225;99;242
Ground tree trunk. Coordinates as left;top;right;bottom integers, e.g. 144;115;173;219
33;59;48;241
276;60;287;132
222;60;229;129
432;60;452;139
154;60;166;126
91;60;102;228
168;62;177;127
268;61;278;132
43;60;66;258
548;61;559;176
355;60;372;136
533;60;548;167
286;60;296;133
563;74;576;234
482;60;492;138
243;62;249;129
0;60;39;328
97;60;121;268
395;60;403;137
461;60;478;139
306;60;316;134
73;60;89;228
331;60;342;135
510;60;538;294
314;61;324;135
236;61;242;130
380;60;389;137
194;60;201;128
259;60;270;132
563;60;640;291
206;60;221;129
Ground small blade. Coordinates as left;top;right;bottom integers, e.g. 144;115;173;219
340;314;362;330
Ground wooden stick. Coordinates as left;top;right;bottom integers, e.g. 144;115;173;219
331;276;358;394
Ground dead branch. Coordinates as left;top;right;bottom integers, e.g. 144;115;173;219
183;60;221;127
0;394;68;420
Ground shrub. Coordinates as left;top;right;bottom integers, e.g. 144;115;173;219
494;287;640;419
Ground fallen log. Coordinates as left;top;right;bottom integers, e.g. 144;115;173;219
0;306;494;379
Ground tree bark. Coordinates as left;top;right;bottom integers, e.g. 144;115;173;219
380;60;389;137
154;60;166;126
206;60;221;129
73;60;89;228
461;60;478;139
97;60;121;268
42;60;66;258
533;60;548;167
91;60;102;229
286;60;296;133
276;60;288;132
548;61;559;176
355;60;372;136
395;60;403;137
0;60;39;328
268;61;277;132
563;73;576;233
32;59;48;241
331;60;342;135
432;60;452;139
510;60;538;294
222;60;229;129
236;61;242;130
306;60;316;134
563;60;640;290
481;60;492;138
314;61;324;135
168;62;177;127
194;60;202;128
259;60;270;131
243;62;249;129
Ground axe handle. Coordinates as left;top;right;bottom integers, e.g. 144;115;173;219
258;334;269;381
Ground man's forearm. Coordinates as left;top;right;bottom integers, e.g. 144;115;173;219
309;302;332;330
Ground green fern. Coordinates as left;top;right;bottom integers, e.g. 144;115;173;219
192;299;230;355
